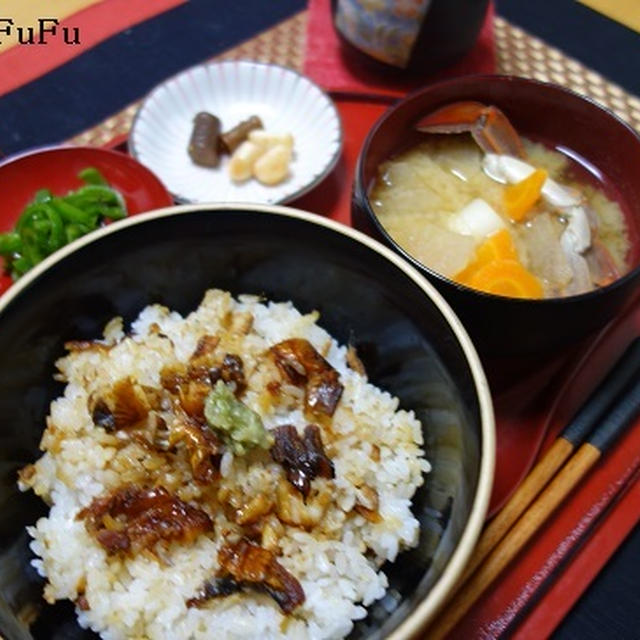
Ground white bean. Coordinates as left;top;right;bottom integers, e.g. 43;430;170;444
248;130;294;152
253;144;292;185
228;141;263;182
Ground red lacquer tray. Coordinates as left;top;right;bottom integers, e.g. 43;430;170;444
8;97;636;639
291;99;640;638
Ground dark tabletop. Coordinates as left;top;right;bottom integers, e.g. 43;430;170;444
1;0;640;637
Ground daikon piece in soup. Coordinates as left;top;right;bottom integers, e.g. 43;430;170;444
370;135;630;299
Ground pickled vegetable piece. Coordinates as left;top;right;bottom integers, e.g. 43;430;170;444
220;115;263;154
188;112;221;167
504;168;547;221
204;380;272;455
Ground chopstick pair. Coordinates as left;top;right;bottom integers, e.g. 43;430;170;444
427;337;640;640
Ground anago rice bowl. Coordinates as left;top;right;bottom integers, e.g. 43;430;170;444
20;289;430;640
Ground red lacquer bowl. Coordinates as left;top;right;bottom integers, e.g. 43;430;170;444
352;75;640;357
0;145;173;295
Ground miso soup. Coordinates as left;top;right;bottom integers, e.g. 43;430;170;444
370;135;629;299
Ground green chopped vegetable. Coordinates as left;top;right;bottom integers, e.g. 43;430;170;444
0;167;127;281
11;255;32;278
204;380;272;455
100;205;127;221
50;197;98;226
65;223;92;243
33;188;53;203
78;167;108;185
0;232;21;254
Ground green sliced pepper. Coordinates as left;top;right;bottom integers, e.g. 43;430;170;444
65;223;92;243
3;166;127;281
50;197;98;227
78;166;108;186
11;255;32;278
0;232;22;256
20;227;44;266
100;205;127;220
33;188;53;203
72;185;120;205
16;203;47;233
42;205;65;253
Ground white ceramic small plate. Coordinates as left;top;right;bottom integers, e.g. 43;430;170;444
129;61;342;205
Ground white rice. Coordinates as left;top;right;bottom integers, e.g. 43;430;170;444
20;289;430;640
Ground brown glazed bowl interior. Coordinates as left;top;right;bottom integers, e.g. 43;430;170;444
352;75;640;357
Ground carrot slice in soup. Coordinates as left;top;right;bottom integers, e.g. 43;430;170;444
455;229;518;284
476;229;518;263
468;259;544;298
504;168;547;222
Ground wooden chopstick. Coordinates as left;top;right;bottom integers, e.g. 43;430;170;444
493;458;640;637
461;337;640;583
426;341;640;640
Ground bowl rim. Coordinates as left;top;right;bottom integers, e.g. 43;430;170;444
127;60;345;206
0;143;170;186
0;144;123;170
354;73;640;306
0;203;495;638
0;142;174;202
